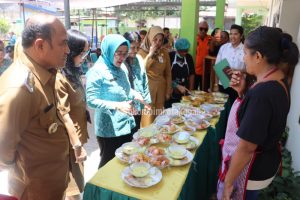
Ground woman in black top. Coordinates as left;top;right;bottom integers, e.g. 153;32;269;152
221;27;299;200
165;38;195;108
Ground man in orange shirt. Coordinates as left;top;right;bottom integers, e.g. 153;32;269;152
195;20;211;90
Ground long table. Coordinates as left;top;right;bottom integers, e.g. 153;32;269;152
83;102;231;200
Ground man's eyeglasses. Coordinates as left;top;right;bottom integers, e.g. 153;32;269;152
81;49;90;60
199;27;208;32
115;51;129;58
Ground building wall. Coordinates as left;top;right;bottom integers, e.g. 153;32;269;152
278;0;300;42
266;0;300;172
286;25;300;172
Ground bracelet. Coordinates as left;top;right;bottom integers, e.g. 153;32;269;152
72;143;82;149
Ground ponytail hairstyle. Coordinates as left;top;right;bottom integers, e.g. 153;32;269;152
245;26;299;83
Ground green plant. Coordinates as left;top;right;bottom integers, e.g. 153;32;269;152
241;13;264;37
0;18;10;36
259;128;300;200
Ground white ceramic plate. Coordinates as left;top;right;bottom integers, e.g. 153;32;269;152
158;124;181;135
172;136;200;150
167;150;194;166
115;146;130;163
121;166;162;188
115;143;145;163
133;132;159;144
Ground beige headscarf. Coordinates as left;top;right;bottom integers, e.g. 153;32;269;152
140;26;164;53
13;38;23;61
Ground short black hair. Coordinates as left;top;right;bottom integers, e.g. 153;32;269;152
139;30;147;36
22;21;55;49
163;27;170;32
230;24;244;35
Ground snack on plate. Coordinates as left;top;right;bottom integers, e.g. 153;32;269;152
158;124;180;134
135;137;151;146
122;142;140;155
181;95;191;102
150;156;170;168
156;133;172;143
182;125;196;133
197;120;210;130
158;126;169;134
212;92;229;98
146;146;165;156
193;90;207;95
184;119;198;128
129;153;150;163
171;115;184;124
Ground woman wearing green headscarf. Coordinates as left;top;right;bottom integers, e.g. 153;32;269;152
86;34;147;168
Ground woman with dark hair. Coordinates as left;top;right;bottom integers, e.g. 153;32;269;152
216;24;245;104
209;28;222;56
221;31;229;45
86;34;147;168
123;31;151;132
55;29;90;200
220;26;299;200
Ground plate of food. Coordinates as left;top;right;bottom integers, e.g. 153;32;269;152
128;153;150;164
149;156;170;169
115;142;144;163
121;163;162;188
211;92;229;98
137;125;158;138
192;90;207;96
173;132;190;144
145;146;166;157
181;125;196;133
158;123;181;135
133;126;160;144
170;115;185;124
166;145;194;166
196;120;210;130
156;133;173;143
172;134;200;150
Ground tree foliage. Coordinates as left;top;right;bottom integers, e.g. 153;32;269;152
0;18;10;36
241;13;264;37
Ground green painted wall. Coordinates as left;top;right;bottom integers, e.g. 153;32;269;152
180;0;199;60
215;0;226;30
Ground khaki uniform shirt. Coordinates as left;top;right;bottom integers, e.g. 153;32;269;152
55;71;88;144
138;48;172;108
0;52;69;200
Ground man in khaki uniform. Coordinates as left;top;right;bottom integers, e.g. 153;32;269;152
0;15;70;199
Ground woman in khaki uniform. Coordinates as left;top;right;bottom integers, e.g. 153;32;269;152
56;30;90;200
138;26;172;127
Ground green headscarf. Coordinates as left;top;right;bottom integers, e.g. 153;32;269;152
100;34;130;68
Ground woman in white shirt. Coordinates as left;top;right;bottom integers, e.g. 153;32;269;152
216;24;245;104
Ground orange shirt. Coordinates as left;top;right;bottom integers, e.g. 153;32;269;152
195;35;211;75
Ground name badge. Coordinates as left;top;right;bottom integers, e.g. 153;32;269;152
48;122;58;134
158;56;164;63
